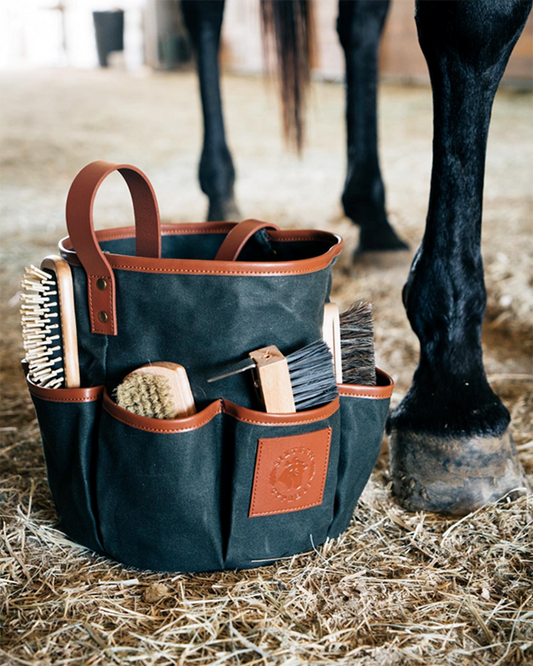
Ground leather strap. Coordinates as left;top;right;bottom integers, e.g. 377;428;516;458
66;161;161;335
214;219;280;261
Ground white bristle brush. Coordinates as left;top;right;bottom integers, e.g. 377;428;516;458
20;256;80;389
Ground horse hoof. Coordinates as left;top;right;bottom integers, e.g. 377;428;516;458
207;197;241;222
389;428;530;515
356;223;409;253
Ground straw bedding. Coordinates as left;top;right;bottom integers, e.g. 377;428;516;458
1;71;532;665
1;391;531;665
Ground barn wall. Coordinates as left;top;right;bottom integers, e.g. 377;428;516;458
221;0;533;83
380;0;533;83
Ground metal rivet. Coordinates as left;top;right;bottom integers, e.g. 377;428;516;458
98;311;108;323
96;278;107;291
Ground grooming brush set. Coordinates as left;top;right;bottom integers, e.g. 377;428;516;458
22;161;393;573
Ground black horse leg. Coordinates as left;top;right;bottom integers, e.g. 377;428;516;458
182;0;240;221
388;0;531;514
337;0;407;252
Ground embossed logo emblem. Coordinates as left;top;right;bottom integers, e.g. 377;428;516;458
269;447;316;502
249;428;332;518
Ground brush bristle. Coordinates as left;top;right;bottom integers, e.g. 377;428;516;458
114;374;176;419
20;265;64;389
339;301;376;386
286;340;338;411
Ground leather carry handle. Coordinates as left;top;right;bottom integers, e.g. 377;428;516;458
214;219;280;262
66;161;161;336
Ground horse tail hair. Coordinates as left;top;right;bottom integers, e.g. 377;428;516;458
260;0;313;152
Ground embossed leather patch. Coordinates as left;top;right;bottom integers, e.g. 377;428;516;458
249;428;331;518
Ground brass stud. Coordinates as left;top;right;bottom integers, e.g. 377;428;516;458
96;278;107;291
98;311;108;323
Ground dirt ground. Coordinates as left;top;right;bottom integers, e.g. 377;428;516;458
0;69;532;665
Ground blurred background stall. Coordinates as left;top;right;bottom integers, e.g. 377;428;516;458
2;0;531;79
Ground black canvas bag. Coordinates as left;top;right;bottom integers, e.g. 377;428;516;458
26;161;394;572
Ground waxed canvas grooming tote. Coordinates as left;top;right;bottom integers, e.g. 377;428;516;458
25;161;394;572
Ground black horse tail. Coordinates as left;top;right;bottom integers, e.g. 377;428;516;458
260;0;313;152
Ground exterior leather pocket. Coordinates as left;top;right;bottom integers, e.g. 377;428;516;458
27;379;105;555
221;399;341;569
96;390;224;572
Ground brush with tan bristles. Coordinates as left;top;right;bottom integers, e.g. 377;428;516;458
114;362;196;419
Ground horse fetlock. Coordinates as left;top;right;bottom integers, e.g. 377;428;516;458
389;369;511;439
356;223;409;253
199;160;236;215
389;428;530;515
342;169;385;216
207;195;241;223
343;177;408;252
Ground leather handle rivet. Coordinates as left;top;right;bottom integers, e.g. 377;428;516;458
96;278;107;291
98;311;108;323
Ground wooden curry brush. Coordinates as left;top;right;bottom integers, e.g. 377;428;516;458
114;362;196;419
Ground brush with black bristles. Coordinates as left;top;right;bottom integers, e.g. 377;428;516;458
208;340;338;413
339;301;376;386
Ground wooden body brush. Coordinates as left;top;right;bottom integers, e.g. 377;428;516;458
114;362;196;419
322;301;376;387
20;255;80;389
208;340;338;413
339;301;376;386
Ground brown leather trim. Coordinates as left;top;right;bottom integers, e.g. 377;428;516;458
60;223;236;252
102;389;222;432
59;223;340;248
27;377;103;403
214;219;280;261
65;162;161;335
338;368;394;399
223;396;339;425
58;224;343;276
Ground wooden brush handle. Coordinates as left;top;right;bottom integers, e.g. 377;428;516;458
249;346;296;414
41;255;80;389
129;362;196;417
322;302;343;384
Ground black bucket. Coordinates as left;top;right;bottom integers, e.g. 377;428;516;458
93;10;125;68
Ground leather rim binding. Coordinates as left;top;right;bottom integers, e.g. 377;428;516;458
58;223;343;276
223;397;340;425
102;390;223;432
27;377;104;403
102;389;341;433
338;368;394;399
